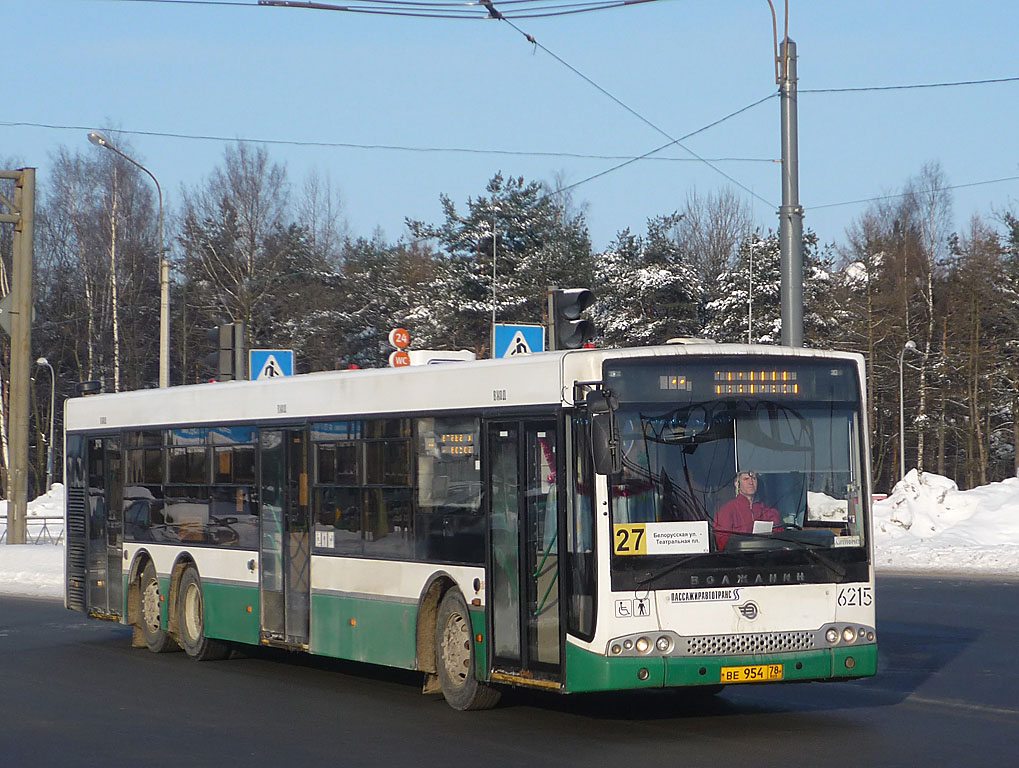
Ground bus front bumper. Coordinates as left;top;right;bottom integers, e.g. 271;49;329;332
563;642;877;694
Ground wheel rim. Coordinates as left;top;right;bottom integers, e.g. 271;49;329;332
440;608;471;687
141;576;161;634
183;582;203;642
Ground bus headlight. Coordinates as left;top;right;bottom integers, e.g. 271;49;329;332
635;637;651;654
826;628;839;644
656;636;672;653
842;627;856;643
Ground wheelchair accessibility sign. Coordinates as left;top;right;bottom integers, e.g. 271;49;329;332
614;597;651;618
250;349;294;380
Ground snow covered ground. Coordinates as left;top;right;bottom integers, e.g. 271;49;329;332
0;484;66;598
3;471;1019;599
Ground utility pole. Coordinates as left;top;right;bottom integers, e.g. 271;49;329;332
0;168;35;545
778;38;803;347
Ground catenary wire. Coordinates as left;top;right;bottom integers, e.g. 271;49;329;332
801;76;1019;93
491;9;777;208
810;175;1019;212
99;0;1019;210
1;119;774;163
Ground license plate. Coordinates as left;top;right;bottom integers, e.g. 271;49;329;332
720;664;784;683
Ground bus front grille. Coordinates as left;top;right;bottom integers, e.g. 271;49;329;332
684;631;815;656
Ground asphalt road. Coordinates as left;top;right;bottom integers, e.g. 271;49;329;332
1;574;1017;767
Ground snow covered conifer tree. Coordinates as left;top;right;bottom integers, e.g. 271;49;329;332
593;213;702;347
701;229;835;345
406;173;592;355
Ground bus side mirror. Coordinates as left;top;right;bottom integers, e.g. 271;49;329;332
588;391;622;476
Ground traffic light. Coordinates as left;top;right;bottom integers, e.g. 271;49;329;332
203;321;246;381
547;287;595;350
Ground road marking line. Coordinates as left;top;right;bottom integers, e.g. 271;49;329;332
905;694;1019;719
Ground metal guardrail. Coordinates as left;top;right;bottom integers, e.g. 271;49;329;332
0;515;65;544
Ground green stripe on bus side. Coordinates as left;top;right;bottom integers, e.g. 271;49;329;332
121;575;130;622
563;643;879;693
469;608;487;682
200;581;261;645
310;593;418;669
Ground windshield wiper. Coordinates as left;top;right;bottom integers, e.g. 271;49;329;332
763;531;848;578
634;554;705;589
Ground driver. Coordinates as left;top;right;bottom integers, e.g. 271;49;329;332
714;470;781;549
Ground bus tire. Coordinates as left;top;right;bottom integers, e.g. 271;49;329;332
177;566;231;661
138;562;178;653
435;589;500;711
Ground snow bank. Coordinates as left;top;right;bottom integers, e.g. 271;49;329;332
872;469;1019;573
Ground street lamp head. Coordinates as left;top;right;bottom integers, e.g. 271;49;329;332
87;130;113;150
36;356;49;367
904;340;917;352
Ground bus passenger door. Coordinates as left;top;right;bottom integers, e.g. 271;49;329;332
259;429;311;647
487;420;561;681
85;437;123;619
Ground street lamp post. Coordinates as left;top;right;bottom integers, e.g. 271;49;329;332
35;357;55;490
899;340;919;480
87;131;169;389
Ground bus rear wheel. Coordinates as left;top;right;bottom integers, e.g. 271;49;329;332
138;562;178;653
177;566;231;661
435;590;500;711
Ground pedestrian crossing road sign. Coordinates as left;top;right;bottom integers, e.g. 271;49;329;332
249;349;294;380
493;323;545;358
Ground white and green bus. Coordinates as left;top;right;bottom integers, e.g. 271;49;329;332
65;344;876;709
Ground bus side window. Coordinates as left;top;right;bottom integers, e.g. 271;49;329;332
414;416;483;565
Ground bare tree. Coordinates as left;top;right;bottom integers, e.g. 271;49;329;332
674;188;752;287
297;170;348;269
903;162;953;476
179;143;290;334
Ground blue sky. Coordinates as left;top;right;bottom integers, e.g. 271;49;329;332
5;0;1018;251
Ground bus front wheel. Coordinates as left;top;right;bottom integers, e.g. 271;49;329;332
177;566;231;661
138;562;178;653
435;590;500;711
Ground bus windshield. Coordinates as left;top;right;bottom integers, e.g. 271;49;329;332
604;357;866;570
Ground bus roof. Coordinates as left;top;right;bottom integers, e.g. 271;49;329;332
64;344;864;432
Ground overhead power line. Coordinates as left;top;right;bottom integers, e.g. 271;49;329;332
112;0;666;19
253;0;776;205
0;120;774;164
258;0;666;21
552;93;776;197
811;175;1019;212
109;0;1019;210
801;75;1019;94
110;0;779;206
